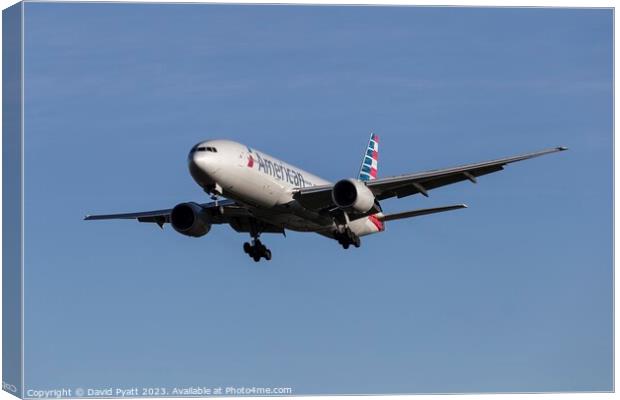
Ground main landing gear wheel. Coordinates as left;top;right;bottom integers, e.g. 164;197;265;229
336;229;361;250
243;239;272;262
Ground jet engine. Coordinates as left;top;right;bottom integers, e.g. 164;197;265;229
332;178;376;213
170;202;211;237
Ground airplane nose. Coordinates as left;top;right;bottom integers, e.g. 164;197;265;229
188;146;217;184
188;149;208;171
188;149;201;165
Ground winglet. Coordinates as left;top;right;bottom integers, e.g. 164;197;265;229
557;146;568;151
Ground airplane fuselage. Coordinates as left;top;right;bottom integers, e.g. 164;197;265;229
188;139;383;236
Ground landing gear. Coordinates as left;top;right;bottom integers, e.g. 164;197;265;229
335;228;361;249
243;238;272;262
204;183;223;199
242;221;274;262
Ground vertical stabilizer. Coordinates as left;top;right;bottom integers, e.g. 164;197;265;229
358;133;379;181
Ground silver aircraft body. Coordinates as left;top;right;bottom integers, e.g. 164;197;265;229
86;134;566;261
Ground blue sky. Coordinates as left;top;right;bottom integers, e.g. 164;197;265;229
23;3;611;394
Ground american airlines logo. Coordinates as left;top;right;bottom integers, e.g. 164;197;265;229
248;149;313;187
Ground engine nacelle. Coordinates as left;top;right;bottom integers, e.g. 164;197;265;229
170;202;211;237
332;178;376;213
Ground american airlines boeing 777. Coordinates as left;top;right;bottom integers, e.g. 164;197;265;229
85;134;567;261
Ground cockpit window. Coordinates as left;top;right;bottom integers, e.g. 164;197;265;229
190;145;217;153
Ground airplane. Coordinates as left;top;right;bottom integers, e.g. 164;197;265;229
85;134;567;262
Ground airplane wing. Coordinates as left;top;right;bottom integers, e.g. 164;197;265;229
85;207;176;223
85;199;286;234
85;199;246;227
294;146;567;210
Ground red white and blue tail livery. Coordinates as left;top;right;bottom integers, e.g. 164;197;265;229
85;133;567;262
359;133;379;181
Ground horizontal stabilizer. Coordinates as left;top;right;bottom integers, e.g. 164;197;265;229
379;204;468;222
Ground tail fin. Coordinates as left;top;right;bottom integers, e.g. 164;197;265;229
358;133;379;181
